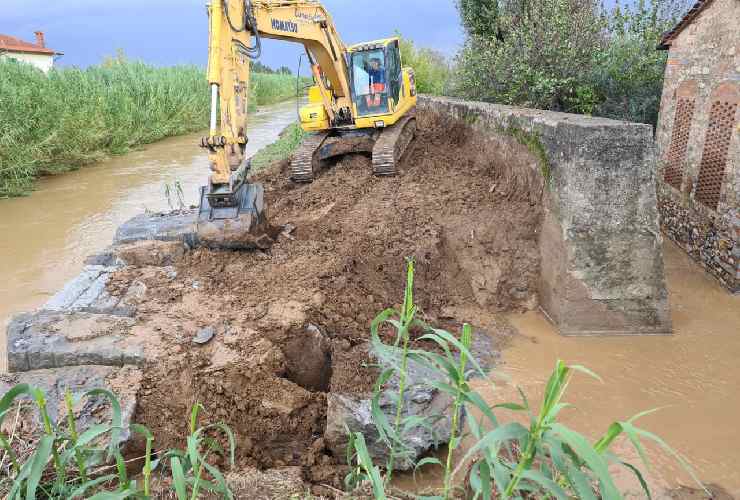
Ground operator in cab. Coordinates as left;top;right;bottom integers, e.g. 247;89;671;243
366;57;386;108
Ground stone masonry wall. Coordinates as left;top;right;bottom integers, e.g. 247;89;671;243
419;96;672;335
655;0;739;292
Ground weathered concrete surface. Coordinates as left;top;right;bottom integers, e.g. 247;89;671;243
655;0;739;293
115;210;198;247
6;213;190;376
7;311;143;372
44;264;143;317
324;331;496;470
420;95;672;335
0;365;142;446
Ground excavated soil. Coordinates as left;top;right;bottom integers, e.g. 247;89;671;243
112;111;545;485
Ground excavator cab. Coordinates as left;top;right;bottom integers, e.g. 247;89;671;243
349;39;403;118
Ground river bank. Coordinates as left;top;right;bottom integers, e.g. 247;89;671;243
0;59;304;197
0;98;301;355
2;97;739;497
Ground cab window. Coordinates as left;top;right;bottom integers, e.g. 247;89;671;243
351;49;390;116
386;41;402;105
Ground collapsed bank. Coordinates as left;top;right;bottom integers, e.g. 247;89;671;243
2;96;670;495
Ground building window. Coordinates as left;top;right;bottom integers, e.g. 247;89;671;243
664;80;697;190
695;83;739;210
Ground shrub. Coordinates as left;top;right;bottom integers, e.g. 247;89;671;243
399;37;452;96
453;0;691;126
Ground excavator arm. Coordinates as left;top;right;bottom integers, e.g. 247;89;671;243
197;0;417;249
197;0;354;249
204;0;352;187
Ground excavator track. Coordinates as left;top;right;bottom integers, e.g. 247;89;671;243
290;131;330;183
372;112;417;176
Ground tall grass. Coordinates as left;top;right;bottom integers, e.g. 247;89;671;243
346;259;707;499
0;58;303;197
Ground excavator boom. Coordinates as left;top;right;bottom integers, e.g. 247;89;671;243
196;0;417;249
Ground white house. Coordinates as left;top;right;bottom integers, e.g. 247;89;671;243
0;31;62;73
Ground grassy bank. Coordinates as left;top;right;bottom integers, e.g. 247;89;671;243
0;59;303;197
249;122;306;173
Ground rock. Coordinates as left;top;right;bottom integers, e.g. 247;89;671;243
259;378;312;416
0;365;142;449
192;326;215;345
324;330;496;470
114;240;185;267
7;311;143;372
44;265;139;317
114;210;198;247
226;467;307;500
84;248;124;267
204;343;239;372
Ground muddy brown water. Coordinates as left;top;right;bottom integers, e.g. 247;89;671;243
1;98;739;495
503;241;740;495
0;99;300;366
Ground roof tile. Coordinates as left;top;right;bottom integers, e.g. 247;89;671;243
0;34;60;55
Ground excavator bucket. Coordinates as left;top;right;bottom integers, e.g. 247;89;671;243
196;181;275;250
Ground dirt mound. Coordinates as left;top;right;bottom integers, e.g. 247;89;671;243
116;111;544;482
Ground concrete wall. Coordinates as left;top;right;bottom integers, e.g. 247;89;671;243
419;95;672;335
1;52;55;73
655;0;739;292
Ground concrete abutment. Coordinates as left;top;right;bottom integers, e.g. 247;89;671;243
419;95;672;335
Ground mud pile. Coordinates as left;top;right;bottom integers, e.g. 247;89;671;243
107;111;545;487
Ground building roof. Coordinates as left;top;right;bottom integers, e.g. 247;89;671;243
0;34;62;56
657;0;715;50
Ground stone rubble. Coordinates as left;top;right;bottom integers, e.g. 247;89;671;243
4;209;498;475
3;211;193;448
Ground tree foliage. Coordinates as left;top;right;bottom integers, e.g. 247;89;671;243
453;0;690;126
399;36;452;96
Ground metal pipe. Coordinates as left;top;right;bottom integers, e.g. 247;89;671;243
210;84;219;134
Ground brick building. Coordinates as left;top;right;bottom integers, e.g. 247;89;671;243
655;0;739;292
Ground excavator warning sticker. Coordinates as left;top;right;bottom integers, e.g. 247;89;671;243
271;19;298;33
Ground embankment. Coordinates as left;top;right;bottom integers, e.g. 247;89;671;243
2;96;671;496
0;60;304;197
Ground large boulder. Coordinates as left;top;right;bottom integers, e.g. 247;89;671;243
114;210;198;247
325;330;497;470
7;311;143;372
43;264;143;317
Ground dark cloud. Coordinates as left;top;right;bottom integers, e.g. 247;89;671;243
3;0;464;70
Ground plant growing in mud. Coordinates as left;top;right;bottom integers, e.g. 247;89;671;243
164;180;186;211
345;258;706;499
0;385;235;499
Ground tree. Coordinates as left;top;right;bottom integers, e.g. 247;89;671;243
454;0;690;126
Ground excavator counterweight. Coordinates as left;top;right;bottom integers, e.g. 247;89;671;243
195;0;417;249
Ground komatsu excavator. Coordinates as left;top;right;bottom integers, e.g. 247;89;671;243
196;0;417;249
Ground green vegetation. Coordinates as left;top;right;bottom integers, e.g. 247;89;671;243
0;57;304;197
504;125;551;183
453;0;689;126
0;385;234;499
249;122;306;173
399;37;452;96
345;259;705;499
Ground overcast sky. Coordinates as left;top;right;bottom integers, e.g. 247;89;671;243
2;0;465;70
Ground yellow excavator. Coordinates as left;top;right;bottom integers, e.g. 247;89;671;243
196;0;418;249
